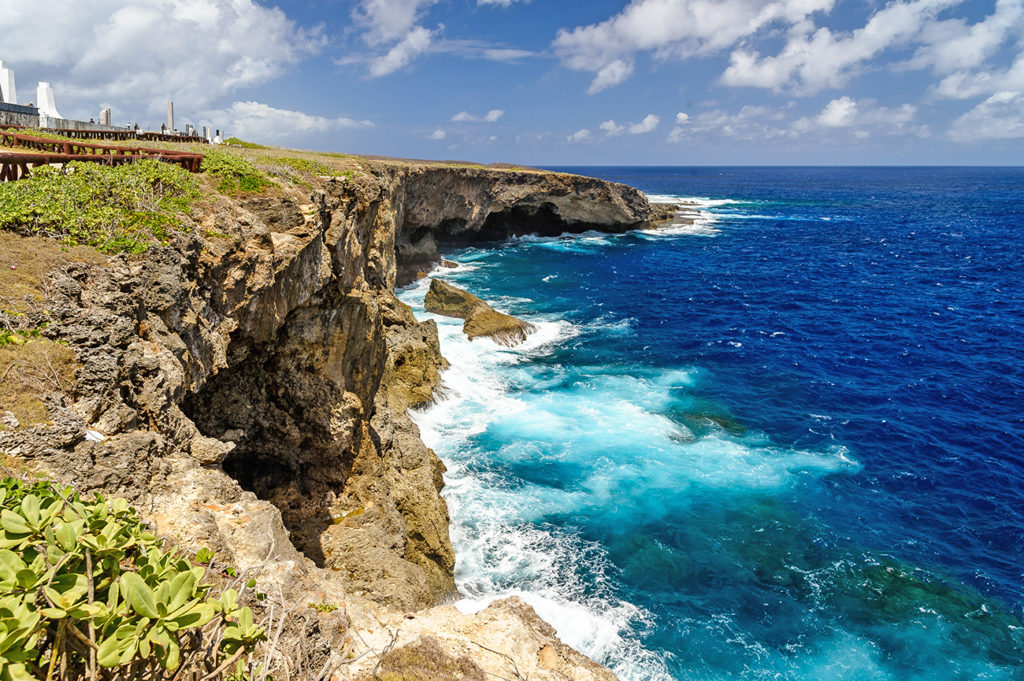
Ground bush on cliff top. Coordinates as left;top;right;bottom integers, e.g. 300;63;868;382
0;477;266;681
0;160;200;254
200;149;274;195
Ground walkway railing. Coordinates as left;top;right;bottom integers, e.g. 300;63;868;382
0;130;204;181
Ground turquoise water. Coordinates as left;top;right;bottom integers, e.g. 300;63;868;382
398;167;1024;680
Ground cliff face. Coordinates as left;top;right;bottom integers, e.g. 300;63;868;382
0;162;649;675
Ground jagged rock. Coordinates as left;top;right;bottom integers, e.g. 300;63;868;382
424;278;536;346
0;159;651;680
424;278;486;319
441;259;459;268
346;597;617;681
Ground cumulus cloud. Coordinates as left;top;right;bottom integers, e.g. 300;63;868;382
552;0;836;93
934;52;1024;99
628;113;660;133
600;120;625;136
675;112;689;124
720;0;954;93
910;0;1024;75
790;96;922;136
599;114;659;136
452;109;505;122
353;0;438;46
667;105;791;142
0;0;324;118
202;101;371;145
430;128;447;140
554;0;1024;98
567;128;592;142
367;25;436;77
948;91;1024;141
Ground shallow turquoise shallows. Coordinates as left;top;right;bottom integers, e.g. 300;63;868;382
398;167;1024;681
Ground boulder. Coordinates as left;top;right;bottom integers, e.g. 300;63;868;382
424;279;535;346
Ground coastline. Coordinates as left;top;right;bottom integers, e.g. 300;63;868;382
0;156;657;681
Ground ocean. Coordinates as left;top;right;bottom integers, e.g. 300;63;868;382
398;167;1024;680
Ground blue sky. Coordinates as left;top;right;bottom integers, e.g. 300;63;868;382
1;0;1022;164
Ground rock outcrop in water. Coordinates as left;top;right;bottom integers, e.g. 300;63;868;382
0;159;651;678
424;278;536;346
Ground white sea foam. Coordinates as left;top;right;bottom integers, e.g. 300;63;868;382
397;271;861;681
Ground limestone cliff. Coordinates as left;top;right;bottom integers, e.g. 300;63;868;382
0;161;650;678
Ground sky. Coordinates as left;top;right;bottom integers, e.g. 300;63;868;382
1;0;1022;164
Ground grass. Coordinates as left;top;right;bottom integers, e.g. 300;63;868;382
0;336;77;429
0;160;200;253
362;637;486;681
224;137;268;149
200;148;275;194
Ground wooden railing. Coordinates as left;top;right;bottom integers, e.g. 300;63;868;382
0;130;204;181
0;123;208;144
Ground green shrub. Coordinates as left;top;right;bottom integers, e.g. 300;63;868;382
0;160;200;254
223;138;267;150
201;150;274;194
0;477;265;680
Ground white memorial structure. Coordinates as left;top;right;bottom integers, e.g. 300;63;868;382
36;82;62;119
0;60;17;104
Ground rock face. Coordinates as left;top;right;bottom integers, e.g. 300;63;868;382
0;161;650;679
382;164;651;283
424;278;536;346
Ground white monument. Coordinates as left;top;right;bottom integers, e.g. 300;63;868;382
0;60;17;104
36;82;62;119
167;101;174;131
99;107;111;126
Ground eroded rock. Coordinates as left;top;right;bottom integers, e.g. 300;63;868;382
424;278;536;346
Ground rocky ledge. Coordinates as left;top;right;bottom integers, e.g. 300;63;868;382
0;160;651;679
424;278;536;346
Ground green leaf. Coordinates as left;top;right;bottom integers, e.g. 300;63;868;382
0;511;31;536
19;496;39;528
120;572;159;618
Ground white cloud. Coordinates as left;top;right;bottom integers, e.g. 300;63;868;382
430;128;446;140
353;0;437;46
553;0;836;93
948;91;1024;141
0;0;323;118
934;52;1024;99
721;0;956;93
666;104;791;142
628;113;660;133
481;48;535;62
567;128;592;142
910;0;1024;75
368;25;436;77
452;109;505;122
675;112;689;124
600;120;625;136
598;114;659;136
588;60;635;94
817;96;858;126
791;96;921;136
203;101;371;144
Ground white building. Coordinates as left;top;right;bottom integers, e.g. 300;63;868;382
0;60;17;104
36;82;62;119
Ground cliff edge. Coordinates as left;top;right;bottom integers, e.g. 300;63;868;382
0;155;650;679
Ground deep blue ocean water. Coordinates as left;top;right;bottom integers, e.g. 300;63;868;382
399;167;1024;681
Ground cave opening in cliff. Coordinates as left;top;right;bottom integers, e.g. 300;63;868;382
181;357;346;568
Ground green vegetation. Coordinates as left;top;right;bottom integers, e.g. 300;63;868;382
0;477;266;680
306;602;337;613
201;149;274;194
0;161;200;254
224;138;267;150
